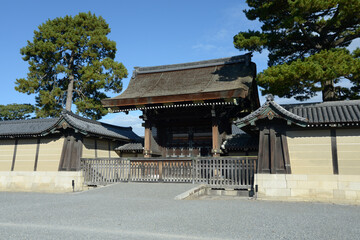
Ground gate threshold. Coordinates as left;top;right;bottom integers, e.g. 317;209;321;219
175;185;256;200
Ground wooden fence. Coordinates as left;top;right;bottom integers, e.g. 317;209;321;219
81;158;130;185
193;157;257;189
81;157;257;189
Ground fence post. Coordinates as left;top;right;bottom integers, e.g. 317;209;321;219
158;160;163;182
128;159;131;182
192;158;196;184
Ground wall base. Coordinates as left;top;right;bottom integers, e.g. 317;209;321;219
255;174;360;205
0;171;84;193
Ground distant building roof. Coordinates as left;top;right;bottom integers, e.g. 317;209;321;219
0;118;59;137
102;54;258;111
0;110;141;141
283;100;360;124
236;95;360;128
115;142;144;152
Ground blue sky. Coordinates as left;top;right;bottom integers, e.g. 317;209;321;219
1;0;358;136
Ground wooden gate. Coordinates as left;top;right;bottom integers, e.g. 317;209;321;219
192;157;257;189
81;157;257;189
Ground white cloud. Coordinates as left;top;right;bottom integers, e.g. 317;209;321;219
222;3;249;23
251;50;269;73
192;44;216;51
190;3;263;59
214;29;229;41
347;38;360;52
222;3;262;31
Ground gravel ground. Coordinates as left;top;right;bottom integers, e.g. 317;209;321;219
0;183;359;240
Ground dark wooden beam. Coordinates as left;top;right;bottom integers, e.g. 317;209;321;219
58;136;68;171
144;121;151;158
212;120;220;157
59;135;83;171
33;138;40;171
64;136;74;170
76;138;83;171
108;139;111;158
94;139;98;158
257;130;265;173
273;132;282;172
211;108;221;157
331;129;339;175
263;130;271;173
269;128;276;173
11;139;18;171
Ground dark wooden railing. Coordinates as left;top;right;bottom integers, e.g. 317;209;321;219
82;158;130;185
81;157;257;189
162;160;193;183
193;157;257;189
129;160;160;182
163;147;212;157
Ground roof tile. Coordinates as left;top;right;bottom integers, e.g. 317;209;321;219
102;54;256;108
284;100;360;124
0;111;141;141
115;142;144;151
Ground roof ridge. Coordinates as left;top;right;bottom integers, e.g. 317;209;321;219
62;110;133;130
0;117;61;137
282;99;360;109
236;95;308;128
134;53;252;74
0;111;140;140
62;110;102;126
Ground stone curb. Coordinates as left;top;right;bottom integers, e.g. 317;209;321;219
174;184;206;200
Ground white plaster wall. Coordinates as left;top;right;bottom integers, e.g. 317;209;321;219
0;140;15;171
0;171;84;193
337;129;360;175
287;130;333;175
37;137;64;171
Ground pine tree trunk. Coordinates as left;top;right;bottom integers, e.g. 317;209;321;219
65;74;74;111
322;80;336;102
65;54;75;111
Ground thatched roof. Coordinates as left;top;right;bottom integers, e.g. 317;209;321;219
102;54;257;110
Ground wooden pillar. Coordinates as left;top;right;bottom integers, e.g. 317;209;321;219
331;129;339;175
33;138;40;171
144;121;152;158
58;133;83;171
11;139;18;171
258;127;270;173
211;108;220;157
269;127;276;173
258;123;292;174
158;161;163;182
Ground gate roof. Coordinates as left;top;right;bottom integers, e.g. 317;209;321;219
102;53;258;111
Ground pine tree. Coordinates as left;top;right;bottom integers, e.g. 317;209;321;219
234;0;360;101
16;12;127;119
0;104;35;121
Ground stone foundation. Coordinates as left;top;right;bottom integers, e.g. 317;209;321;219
255;174;360;204
0;171;84;193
